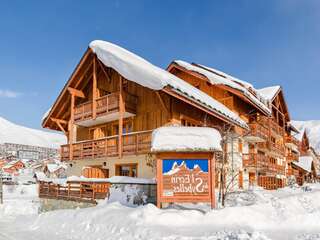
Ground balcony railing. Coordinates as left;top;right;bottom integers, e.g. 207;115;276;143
287;167;299;176
243;153;285;175
74;92;138;123
61;130;152;161
247;123;269;142
39;180;110;203
249;115;284;139
268;142;285;156
286;152;299;162
285;135;300;147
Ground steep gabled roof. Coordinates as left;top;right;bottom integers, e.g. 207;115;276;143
257;86;281;101
43;40;248;130
293;156;313;172
169;60;271;116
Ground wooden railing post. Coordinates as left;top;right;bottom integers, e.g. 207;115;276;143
68;183;70;199
93;56;97;119
118;76;124;158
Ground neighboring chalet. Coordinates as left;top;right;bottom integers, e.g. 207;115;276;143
2;160;25;175
42;40;247;181
289;126;320;185
167;61;292;189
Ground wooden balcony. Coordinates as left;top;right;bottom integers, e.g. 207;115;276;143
248;115;284;140
286;152;299;163
39;180;110;203
287;167;299;176
268;142;285;157
243;153;285;175
243;153;269;169
244;123;269;143
74;92;138;127
285;135;300;149
61;130;152;161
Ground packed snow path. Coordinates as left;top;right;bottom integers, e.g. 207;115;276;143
1;184;320;240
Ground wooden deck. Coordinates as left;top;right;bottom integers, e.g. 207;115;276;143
74;92;138;123
61;130;152;161
39;181;110;203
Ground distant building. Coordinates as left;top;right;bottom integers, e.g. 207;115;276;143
0;143;59;162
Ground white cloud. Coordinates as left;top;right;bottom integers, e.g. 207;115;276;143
0;89;21;98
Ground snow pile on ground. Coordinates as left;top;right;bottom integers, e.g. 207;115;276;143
0;116;66;149
291;120;320;154
1;184;320;239
89;40;247;129
0;184;39;217
151;126;222;152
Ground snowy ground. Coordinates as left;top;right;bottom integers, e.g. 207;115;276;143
1;184;320;240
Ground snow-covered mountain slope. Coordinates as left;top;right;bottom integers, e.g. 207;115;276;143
291;120;320;154
0;116;66;149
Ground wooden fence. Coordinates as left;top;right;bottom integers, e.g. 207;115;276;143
39;181;110;203
258;176;285;190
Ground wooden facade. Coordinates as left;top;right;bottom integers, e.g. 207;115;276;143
42;42;315;190
42;49;238;180
167;62;296;190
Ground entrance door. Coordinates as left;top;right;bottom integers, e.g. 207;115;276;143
82;166;109;178
238;170;243;189
249;172;255;186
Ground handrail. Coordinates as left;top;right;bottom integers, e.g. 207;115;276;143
61;130;153;147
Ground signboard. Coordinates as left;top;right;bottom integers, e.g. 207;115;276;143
156;153;215;209
162;159;209;197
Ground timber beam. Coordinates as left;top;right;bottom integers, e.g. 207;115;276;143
68;87;85;98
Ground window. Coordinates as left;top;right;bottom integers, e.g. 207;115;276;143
115;164;137;177
180;116;200;127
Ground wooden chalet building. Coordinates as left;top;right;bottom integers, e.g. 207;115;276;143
42;40;247;181
42;40;312;191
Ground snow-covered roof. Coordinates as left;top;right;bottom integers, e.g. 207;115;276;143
46;163;67;173
67;175;155;184
173;60;271;115
151;126;222;152
89;40;248;129
290;120;320;154
293;156;313;172
257;86;281;101
0;116;66;149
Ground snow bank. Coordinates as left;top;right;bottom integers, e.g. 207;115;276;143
3;184;320;239
0;184;39;217
0;116;66;149
151;126;222;152
89;40;247;129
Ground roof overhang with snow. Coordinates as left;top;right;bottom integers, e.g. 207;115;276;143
151;126;222;153
292;156;313;173
43;40;248;131
258;86;290;122
167;61;272;117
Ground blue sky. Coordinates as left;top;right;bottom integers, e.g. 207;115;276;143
0;1;319;129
